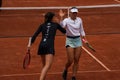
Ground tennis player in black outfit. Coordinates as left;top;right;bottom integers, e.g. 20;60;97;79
29;12;66;80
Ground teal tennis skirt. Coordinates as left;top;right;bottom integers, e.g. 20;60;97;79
66;36;82;48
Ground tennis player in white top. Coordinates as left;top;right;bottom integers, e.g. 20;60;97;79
59;7;88;80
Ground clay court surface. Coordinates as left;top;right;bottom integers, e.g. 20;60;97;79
0;0;120;80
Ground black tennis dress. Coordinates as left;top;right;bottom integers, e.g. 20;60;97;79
31;22;66;55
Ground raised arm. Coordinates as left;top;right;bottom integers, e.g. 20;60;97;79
59;9;65;21
59;10;66;26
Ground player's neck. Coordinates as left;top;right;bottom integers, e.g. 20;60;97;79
71;17;76;20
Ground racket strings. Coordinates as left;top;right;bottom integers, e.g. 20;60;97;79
23;50;31;69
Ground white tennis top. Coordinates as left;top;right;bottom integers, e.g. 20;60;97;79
61;17;85;37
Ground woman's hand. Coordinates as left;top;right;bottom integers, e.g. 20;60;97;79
27;37;32;50
82;36;88;43
59;9;65;19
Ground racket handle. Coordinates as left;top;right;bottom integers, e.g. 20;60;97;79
86;43;96;52
27;37;32;48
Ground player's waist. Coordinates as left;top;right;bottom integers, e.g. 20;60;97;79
67;36;80;39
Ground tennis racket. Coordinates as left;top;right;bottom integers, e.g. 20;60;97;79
82;39;96;52
23;37;32;69
23;49;31;69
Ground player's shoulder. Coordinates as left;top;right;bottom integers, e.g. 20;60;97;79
38;23;48;28
40;23;46;26
76;17;82;20
63;17;71;22
76;17;83;22
65;17;70;20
